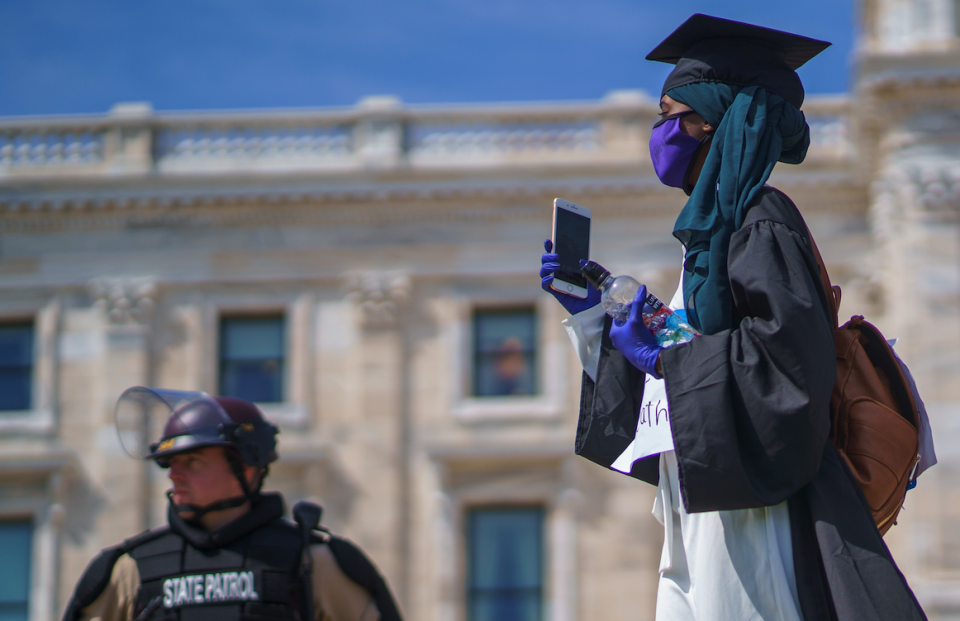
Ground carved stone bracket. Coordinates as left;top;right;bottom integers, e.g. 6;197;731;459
90;277;157;326
344;272;411;328
871;162;960;238
909;165;960;213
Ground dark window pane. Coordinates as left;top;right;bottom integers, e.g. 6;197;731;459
0;521;32;621
0;324;33;411
473;310;536;397
470;591;541;621
219;317;285;403
0;371;32;411
0;604;30;621
468;508;543;621
221;319;284;359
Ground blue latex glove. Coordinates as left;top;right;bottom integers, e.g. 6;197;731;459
609;285;663;378
540;239;601;315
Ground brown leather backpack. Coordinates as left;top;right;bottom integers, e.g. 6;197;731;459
807;233;921;535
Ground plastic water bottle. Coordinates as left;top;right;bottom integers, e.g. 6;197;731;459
581;260;699;347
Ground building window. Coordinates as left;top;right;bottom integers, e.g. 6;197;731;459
0;521;32;621
473;309;537;397
955;0;960;39
219;316;285;403
467;507;543;621
0;322;34;411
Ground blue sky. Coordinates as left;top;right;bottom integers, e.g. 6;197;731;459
0;0;855;116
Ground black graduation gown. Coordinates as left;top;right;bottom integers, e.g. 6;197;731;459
574;188;926;620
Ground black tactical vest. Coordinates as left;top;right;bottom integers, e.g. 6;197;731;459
63;495;404;621
131;495;305;621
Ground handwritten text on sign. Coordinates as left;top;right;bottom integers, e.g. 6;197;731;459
611;375;675;473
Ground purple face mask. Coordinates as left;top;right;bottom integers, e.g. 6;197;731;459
649;112;706;190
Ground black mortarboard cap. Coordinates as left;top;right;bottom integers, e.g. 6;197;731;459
647;14;831;108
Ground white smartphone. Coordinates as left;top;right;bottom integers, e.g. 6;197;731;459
550;198;592;299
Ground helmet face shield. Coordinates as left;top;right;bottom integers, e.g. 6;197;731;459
114;387;278;467
115;387;232;464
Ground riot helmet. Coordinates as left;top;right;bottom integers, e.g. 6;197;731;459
115;387;279;518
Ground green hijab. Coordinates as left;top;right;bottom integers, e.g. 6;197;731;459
669;83;810;335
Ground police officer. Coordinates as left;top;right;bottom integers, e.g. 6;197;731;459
64;388;402;621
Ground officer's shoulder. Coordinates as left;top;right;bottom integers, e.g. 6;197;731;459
64;526;171;621
312;532;381;588
89;524;171;572
310;532;403;621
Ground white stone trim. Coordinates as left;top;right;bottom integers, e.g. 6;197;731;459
203;294;313;429
427;451;580;621
0;298;59;436
0;408;55;434
0;459;71;621
448;295;565;423
257;402;309;428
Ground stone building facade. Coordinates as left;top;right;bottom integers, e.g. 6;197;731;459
2;2;960;619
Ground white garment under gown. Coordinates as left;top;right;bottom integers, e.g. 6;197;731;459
561;276;803;621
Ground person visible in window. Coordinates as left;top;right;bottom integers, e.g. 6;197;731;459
541;14;925;620
492;337;530;396
64;389;402;621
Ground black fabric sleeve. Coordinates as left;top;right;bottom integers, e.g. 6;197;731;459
660;216;836;513
574;314;659;486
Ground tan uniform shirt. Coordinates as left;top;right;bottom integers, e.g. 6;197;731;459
79;545;380;621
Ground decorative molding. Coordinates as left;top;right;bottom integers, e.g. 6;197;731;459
0;175;662;220
409;120;601;159
89;277;157;325
0;167;868;236
873;162;960;218
344;272;411;328
0;131;104;168
0;93;848;183
858;72;960;127
156;125;351;165
911;165;960;213
0;95;854;238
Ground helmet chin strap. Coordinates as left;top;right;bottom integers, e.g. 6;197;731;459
166;490;250;520
166;450;259;521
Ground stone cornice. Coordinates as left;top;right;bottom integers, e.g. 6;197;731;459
857;49;960;84
0;169;866;234
850;53;960;178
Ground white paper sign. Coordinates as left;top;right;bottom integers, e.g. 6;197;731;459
611;375;675;473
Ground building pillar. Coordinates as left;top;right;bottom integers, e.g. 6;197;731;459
549;488;580;621
90;277;156;534
859;70;960;610
432;487;458;621
345;272;412;609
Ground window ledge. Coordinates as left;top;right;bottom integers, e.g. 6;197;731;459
256;402;309;429
0;409;55;436
451;396;562;423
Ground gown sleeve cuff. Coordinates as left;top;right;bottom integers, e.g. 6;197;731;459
562;304;606;382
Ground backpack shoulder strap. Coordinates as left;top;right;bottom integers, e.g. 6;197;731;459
62;527;170;621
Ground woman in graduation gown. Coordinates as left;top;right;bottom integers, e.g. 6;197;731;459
540;14;927;621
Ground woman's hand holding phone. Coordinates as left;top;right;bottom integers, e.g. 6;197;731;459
540;240;601;315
